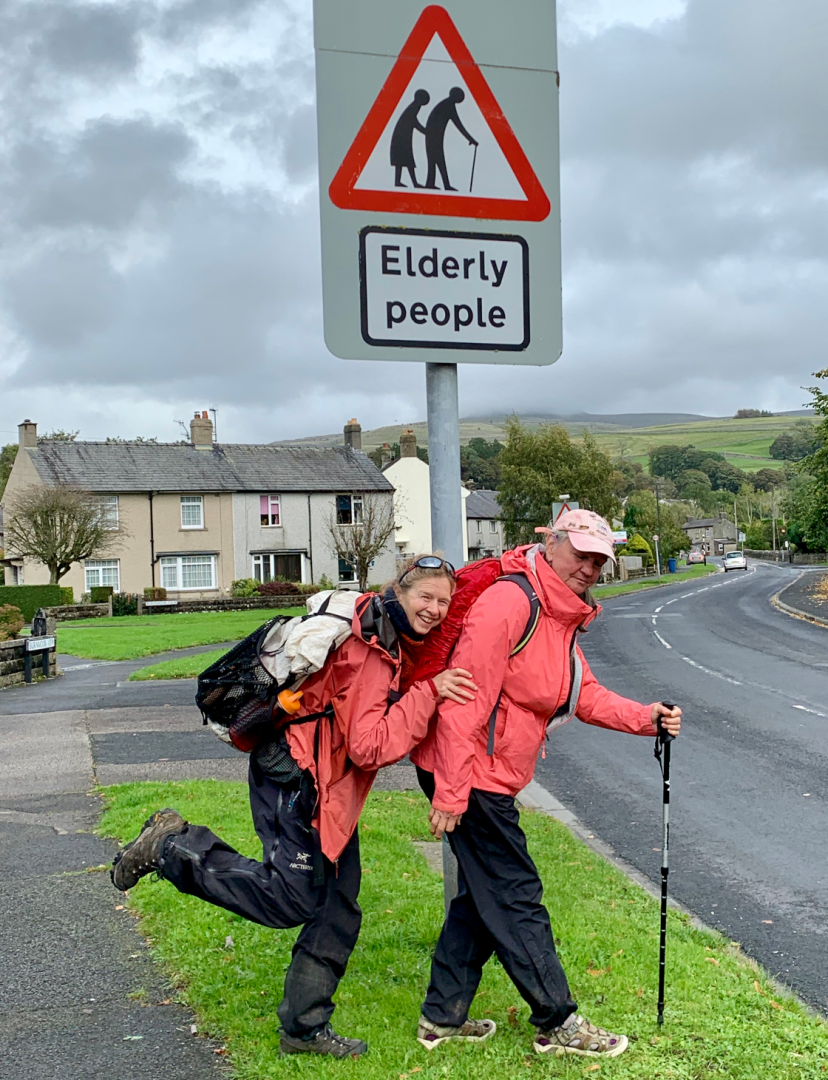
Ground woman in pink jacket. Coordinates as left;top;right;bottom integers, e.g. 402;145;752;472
411;510;682;1060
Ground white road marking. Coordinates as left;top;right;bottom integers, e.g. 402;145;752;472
654;605;664;613
665;597;679;605
680;593;695;599
654;631;672;650
792;705;827;718
680;656;742;686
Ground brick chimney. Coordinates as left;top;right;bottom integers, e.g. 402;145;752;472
190;410;213;449
380;442;393;467
18;419;37;448
400;428;417;458
344;418;362;450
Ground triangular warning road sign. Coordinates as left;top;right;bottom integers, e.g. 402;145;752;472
329;5;551;222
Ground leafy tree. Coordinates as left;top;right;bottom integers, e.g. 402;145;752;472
623;490;687;560
460;438;503;488
744;520;773;550
649;444;726;482
734;408;773;418
770;421;819;462
42;429;79;441
0;443;17;500
611;459;651;499
752;468;785;492
5;485;126;584
498;419;618;545
324;493;396;591
676;468;712;502
787;370;828;552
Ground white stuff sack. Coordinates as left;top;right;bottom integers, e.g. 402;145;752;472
258;590;358;685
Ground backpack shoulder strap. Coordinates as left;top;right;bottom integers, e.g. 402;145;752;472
497;574;542;656
485;574;542;756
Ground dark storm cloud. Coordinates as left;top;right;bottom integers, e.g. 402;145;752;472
1;0;826;438
10;117;194;232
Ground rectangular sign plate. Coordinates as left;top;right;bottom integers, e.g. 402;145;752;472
27;636;56;651
360;227;528;350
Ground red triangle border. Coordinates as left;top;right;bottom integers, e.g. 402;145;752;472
328;5;551;222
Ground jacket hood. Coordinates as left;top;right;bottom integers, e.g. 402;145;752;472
353;592;400;660
501;544;600;629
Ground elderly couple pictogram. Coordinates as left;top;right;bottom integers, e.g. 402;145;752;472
390;86;478;191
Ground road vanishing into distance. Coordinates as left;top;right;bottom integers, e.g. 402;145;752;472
538;560;828;1013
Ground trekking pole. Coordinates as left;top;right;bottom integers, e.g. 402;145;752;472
654;702;677;1027
469;143;478;192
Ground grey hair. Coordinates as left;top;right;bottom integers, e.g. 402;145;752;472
544;529;569;546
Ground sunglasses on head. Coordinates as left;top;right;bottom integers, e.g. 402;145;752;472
398;556;456;585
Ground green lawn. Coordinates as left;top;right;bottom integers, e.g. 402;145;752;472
595;563;718;599
100;783;828;1079
129;647;228;681
58;609;304;661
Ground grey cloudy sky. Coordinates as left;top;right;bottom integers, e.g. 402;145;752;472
1;0;825;444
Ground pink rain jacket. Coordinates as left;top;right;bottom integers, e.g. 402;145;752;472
410;544;657;816
287;595;440;862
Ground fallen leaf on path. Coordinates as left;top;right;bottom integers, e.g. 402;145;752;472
586;967;608;977
762;920;773;924
213;1047;228;1055
705;957;720;966
583;1066;601;1074
507;1005;519;1028
754;980;764;995
114;905;125;911
770;1000;782;1010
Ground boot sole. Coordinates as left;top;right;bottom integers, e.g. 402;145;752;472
417;1021;497;1051
533;1034;628;1058
280;1039;368;1058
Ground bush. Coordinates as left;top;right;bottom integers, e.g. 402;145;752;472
0;604;24;641
60;586;74;605
296;583;322;595
619;533;654;567
0;585;62;622
112;592;139;617
258;580;303;596
90;585;114;604
317;574;335;590
231;578;260;598
143;587;167;601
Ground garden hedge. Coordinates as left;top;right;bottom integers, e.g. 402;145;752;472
0;584;62;621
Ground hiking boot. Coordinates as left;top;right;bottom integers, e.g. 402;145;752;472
110;808;185;892
533;1013;628;1057
280;1023;368;1058
417;1015;496;1050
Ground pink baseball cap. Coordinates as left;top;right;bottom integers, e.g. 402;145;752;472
536;509;617;564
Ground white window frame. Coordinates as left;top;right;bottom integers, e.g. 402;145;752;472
100;495;119;530
159;555;216;590
335;493;363;526
489;519;498;533
338;558;357;584
85;559;120;591
180;495;204;529
260;494;282;528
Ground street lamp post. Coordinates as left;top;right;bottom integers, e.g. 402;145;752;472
653;533;662;578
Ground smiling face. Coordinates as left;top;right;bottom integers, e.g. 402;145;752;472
545;534;607;595
396;575;453;635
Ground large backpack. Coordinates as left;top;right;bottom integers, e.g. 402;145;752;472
196;590;359;752
412;557;541;682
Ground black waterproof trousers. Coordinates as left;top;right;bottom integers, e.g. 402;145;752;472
159;759;362;1036
417;768;577;1030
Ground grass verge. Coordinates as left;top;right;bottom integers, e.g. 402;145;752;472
58;609;304;661
100;782;828;1078
129;648;227;681
595;563;718;600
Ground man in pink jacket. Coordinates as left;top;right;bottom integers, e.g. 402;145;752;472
411;510;682;1059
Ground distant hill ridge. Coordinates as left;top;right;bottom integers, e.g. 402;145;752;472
272;409;814;450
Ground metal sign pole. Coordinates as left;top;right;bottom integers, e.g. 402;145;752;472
426;361;464;912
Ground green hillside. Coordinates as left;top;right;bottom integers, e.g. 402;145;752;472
282;414;816;474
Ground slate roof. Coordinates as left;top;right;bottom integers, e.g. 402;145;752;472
683;517;730;529
26;441;393;494
465;489;501;519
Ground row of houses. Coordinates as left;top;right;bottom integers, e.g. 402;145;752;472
1;415;506;597
2;413;742;597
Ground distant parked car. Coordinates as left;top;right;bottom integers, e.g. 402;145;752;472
723;550;748;571
687;550;706;565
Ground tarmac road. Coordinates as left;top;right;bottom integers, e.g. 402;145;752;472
536;560;828;1013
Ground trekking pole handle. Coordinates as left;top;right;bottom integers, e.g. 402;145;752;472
656;701;678;744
